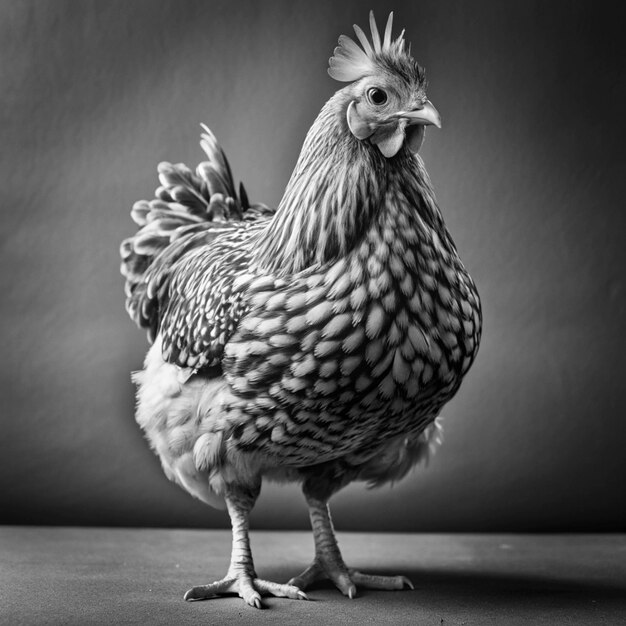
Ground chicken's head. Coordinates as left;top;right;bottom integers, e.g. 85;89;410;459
329;12;441;158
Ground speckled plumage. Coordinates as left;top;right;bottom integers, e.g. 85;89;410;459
121;12;481;608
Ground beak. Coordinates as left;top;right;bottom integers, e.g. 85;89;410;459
348;98;442;159
396;100;442;129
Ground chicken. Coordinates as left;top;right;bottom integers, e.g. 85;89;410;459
120;12;481;609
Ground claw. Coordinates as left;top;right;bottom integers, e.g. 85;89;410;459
403;576;415;590
297;590;309;601
348;586;356;600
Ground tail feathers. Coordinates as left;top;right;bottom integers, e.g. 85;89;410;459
121;126;274;340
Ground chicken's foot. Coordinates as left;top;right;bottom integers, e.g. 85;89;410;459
184;489;307;608
289;495;413;598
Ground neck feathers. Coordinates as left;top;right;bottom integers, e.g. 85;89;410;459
253;95;444;275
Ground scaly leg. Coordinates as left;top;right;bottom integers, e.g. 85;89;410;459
289;495;413;598
185;487;307;608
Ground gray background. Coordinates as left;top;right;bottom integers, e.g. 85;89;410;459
1;0;624;532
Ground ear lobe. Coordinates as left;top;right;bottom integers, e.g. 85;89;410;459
346;100;374;140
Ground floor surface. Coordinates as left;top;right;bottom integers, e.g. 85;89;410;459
1;527;624;625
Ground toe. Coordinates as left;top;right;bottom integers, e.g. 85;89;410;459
242;588;264;609
238;577;264;609
349;570;413;591
184;578;237;601
287;561;323;590
255;579;309;600
328;570;357;598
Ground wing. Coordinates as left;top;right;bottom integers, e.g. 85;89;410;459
120;126;274;356
158;223;264;369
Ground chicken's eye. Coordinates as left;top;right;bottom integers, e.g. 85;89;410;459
367;88;388;106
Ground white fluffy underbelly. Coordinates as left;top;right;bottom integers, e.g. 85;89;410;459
132;337;233;509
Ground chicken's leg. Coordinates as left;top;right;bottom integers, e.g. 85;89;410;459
289;494;413;598
184;487;307;608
